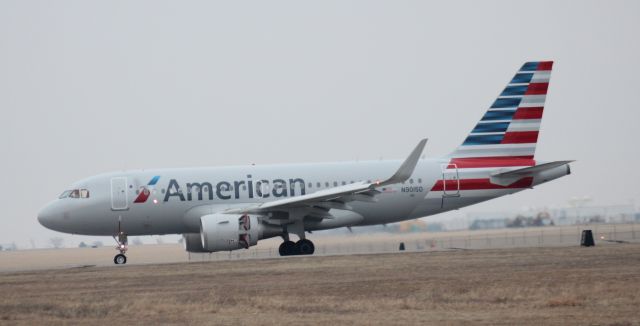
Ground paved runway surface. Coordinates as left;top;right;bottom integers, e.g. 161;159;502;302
2;223;638;272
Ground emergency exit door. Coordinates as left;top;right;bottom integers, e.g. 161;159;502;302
442;163;460;197
440;164;460;208
111;177;129;211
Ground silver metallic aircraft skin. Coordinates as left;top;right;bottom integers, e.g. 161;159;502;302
37;61;571;262
37;159;568;236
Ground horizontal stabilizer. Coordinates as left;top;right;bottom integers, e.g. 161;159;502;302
490;160;573;186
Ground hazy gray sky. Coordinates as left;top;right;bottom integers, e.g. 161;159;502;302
1;0;639;247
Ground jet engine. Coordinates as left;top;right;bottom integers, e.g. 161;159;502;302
183;233;209;253
199;213;262;252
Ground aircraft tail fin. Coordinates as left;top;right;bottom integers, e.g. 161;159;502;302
448;61;553;161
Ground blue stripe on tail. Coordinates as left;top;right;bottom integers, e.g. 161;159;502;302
491;98;521;109
471;122;510;133
481;110;516;121
520;62;539;71
462;134;504;145
510;73;533;84
500;86;528;97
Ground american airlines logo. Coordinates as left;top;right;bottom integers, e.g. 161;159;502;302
164;175;307;202
133;175;308;203
133;176;160;203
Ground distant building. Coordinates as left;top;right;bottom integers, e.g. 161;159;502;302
467;204;637;229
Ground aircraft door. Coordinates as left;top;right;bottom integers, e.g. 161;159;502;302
111;177;129;211
441;163;460;208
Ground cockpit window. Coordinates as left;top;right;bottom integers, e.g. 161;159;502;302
59;190;72;199
59;189;90;199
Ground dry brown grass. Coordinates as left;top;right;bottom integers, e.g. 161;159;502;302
1;244;639;325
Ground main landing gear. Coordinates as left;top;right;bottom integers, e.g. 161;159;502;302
278;223;315;256
113;220;128;264
278;239;315;256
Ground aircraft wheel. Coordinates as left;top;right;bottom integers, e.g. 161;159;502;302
278;241;296;256
296;239;315;255
114;254;127;265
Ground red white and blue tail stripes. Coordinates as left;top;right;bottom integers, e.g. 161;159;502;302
449;61;552;161
428;61;554;196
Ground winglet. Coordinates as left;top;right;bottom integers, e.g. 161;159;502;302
378;138;427;187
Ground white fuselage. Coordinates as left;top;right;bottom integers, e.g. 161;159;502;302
37;158;570;237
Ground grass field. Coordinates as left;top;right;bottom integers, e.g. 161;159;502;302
1;244;639;325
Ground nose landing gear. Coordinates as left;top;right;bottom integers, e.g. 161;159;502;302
113;220;128;265
114;252;127;264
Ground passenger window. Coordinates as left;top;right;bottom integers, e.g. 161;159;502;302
325;182;329;187
341;181;346;185
308;183;313;189
316;182;321;188
333;181;338;187
410;179;414;184
418;178;422;183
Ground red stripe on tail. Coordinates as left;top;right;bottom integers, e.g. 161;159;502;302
537;61;553;71
513;107;544;120
525;83;548;95
501;131;539;144
449;157;535;168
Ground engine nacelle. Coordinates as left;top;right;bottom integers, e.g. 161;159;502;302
200;214;262;252
183;233;208;253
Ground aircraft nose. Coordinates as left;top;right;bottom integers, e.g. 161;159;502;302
38;204;60;231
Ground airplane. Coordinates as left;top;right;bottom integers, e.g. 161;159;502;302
38;61;572;265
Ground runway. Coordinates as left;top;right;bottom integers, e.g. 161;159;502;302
1;223;638;272
1;243;639;325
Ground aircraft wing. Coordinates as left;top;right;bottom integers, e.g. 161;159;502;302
225;139;427;217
